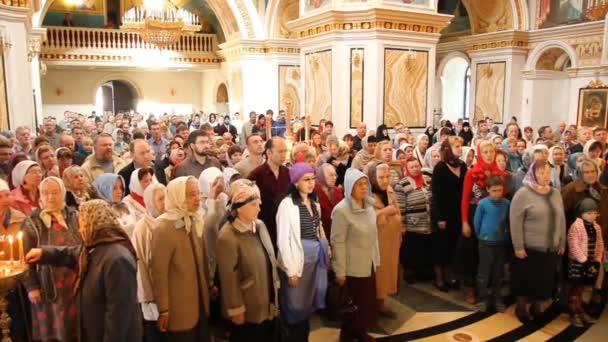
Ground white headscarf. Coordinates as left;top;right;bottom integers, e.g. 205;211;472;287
143;183;166;219
222;167;240;195
12;160;38;188
129;168;158;196
156;176;204;237
198;167;223;199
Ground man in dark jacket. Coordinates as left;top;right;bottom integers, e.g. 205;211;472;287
118;139;167;195
215;115;238;137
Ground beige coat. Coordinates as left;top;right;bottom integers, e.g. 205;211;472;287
81;153;127;183
216;219;279;324
373;187;403;299
150;218;210;332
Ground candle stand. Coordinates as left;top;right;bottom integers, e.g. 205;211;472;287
0;262;27;342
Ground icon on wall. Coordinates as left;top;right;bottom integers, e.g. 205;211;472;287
577;87;608;128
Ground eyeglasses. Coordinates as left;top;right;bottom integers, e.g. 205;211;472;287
41;191;61;197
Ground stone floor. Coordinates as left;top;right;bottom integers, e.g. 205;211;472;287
308;280;607;341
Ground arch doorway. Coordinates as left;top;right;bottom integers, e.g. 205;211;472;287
95;80;138;114
216;83;229;115
441;56;471;121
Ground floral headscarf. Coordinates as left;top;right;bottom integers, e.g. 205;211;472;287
75;199;136;294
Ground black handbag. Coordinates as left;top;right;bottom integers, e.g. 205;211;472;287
325;271;358;322
583;261;600;285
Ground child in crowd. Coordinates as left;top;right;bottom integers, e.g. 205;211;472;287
474;175;511;312
81;136;93;157
567;198;604;327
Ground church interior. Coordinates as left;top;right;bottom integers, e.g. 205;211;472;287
1;0;608;341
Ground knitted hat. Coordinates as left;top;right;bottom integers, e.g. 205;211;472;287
289;162;315;184
578;198;599;216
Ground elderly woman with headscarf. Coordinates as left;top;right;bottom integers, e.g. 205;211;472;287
366;161;403;317
10;160;42;215
396;156;433;284
216;183;280;341
25;199;141;341
94;173;135;233
510;161;567;322
351;136;377;171
150;177;212;342
22;176;81;342
460;146;475;168
413;134;429;167
62;165;98;209
331;168;379;341
276;163;329;341
549;145;569;187
132;183;167;342
422;144;441;175
583;139;606;171
367;140;403;186
123;168;157;226
314;163;344;239
562;159;608;232
459;139;505;304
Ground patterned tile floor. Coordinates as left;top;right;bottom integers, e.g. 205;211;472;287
309;280;607;342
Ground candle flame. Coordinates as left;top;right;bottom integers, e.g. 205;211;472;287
17;232;23;239
8;235;12;243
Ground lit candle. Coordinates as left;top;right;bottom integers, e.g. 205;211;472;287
17;232;24;264
7;235;13;263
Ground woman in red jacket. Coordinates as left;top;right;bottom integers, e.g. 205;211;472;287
457;140;505;304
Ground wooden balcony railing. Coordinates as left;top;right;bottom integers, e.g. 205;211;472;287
40;26;222;65
1;0;29;8
42;26;217;53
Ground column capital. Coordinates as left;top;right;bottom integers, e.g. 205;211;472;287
218;39;300;61
286;6;452;41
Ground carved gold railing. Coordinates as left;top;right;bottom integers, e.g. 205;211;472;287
0;0;29;8
41;26;221;64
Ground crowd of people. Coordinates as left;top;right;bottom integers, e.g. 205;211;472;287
0;109;607;342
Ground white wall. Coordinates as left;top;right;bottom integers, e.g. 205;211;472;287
1;12;36;129
441;57;469;121
41;69;205;116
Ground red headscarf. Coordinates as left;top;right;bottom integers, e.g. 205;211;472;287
405;159;425;189
469;140;505;188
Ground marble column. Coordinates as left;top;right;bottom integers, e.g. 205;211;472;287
0;5;37;130
287;5;451;136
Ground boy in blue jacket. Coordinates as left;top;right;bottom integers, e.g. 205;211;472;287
474;175;510;312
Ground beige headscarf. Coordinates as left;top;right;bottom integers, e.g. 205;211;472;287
39;176;67;228
75;199;136;294
156;176;204;237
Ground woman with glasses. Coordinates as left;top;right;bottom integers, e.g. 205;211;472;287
276;162;329;341
22;176;82;342
10;160;42;215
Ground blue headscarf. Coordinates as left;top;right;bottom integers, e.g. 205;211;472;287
94;173;125;203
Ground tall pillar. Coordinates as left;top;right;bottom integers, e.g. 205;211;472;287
0;4;37;130
466;31;529;125
286;3;451;136
218;39;300;116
